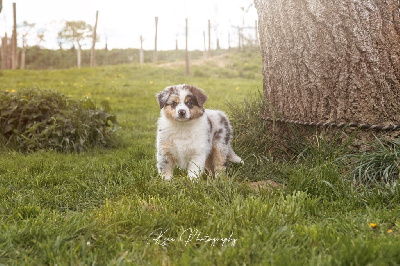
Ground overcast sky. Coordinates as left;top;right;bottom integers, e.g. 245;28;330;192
0;0;258;51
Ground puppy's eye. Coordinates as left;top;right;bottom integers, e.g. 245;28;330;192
186;101;193;107
171;102;178;107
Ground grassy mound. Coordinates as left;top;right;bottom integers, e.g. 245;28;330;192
0;88;118;152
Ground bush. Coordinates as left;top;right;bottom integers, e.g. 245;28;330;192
0;88;118;152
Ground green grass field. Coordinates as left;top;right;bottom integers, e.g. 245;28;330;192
1;51;400;265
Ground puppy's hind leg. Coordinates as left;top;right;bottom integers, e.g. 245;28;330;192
211;146;228;176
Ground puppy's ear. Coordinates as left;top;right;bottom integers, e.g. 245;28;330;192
186;85;208;108
156;87;172;109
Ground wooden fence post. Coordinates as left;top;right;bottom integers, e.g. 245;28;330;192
255;20;259;45
203;31;206;58
208;19;211;57
90;10;99;67
139;35;144;64
154;17;158;63
228;32;231;51
1;34;8;69
238;27;241;52
11;2;17;70
185;18;189;75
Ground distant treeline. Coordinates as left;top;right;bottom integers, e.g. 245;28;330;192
8;47;230;70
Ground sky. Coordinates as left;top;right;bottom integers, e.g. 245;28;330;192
0;0;258;51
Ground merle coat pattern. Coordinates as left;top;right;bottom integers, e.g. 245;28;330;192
156;84;242;180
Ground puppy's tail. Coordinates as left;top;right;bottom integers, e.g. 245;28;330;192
228;147;244;164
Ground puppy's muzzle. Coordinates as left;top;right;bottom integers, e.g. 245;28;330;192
178;109;186;118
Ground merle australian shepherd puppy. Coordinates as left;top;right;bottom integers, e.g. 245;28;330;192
156;84;243;180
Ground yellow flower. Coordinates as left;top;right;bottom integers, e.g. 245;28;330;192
369;223;378;228
73;82;78;87
11;89;16;93
106;97;111;101
235;87;240;91
149;81;154;85
79;84;83;88
60;81;64;85
388;229;393;233
243;63;249;66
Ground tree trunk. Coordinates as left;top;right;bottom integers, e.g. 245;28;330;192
254;0;400;126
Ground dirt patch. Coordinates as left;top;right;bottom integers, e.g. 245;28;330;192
247;180;284;192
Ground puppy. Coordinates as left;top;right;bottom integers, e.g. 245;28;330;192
156;84;243;180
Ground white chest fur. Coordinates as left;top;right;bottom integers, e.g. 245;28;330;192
157;113;211;169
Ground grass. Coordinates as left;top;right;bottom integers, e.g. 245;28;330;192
1;51;400;265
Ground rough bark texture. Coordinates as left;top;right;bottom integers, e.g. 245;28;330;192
254;0;400;126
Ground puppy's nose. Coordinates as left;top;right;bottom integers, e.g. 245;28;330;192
178;109;186;117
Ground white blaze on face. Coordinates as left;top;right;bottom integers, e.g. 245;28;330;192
175;88;191;120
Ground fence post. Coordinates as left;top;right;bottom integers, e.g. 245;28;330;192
228;32;231;51
203;31;206;58
90;10;99;67
185;18;189;75
11;2;17;70
1;34;8;69
208;19;211;57
139;35;144;64
238;27;241;52
255;20;259;45
154;17;158;63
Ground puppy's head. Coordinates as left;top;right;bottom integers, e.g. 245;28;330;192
156;84;208;122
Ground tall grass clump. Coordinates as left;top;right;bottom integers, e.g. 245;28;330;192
227;92;295;182
0;88;118;152
227;92;354;191
349;138;400;186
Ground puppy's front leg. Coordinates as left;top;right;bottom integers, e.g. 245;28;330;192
187;155;206;180
157;153;174;181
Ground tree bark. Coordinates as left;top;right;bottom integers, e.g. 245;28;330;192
254;0;400;126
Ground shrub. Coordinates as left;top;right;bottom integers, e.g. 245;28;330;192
0;88;118;152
